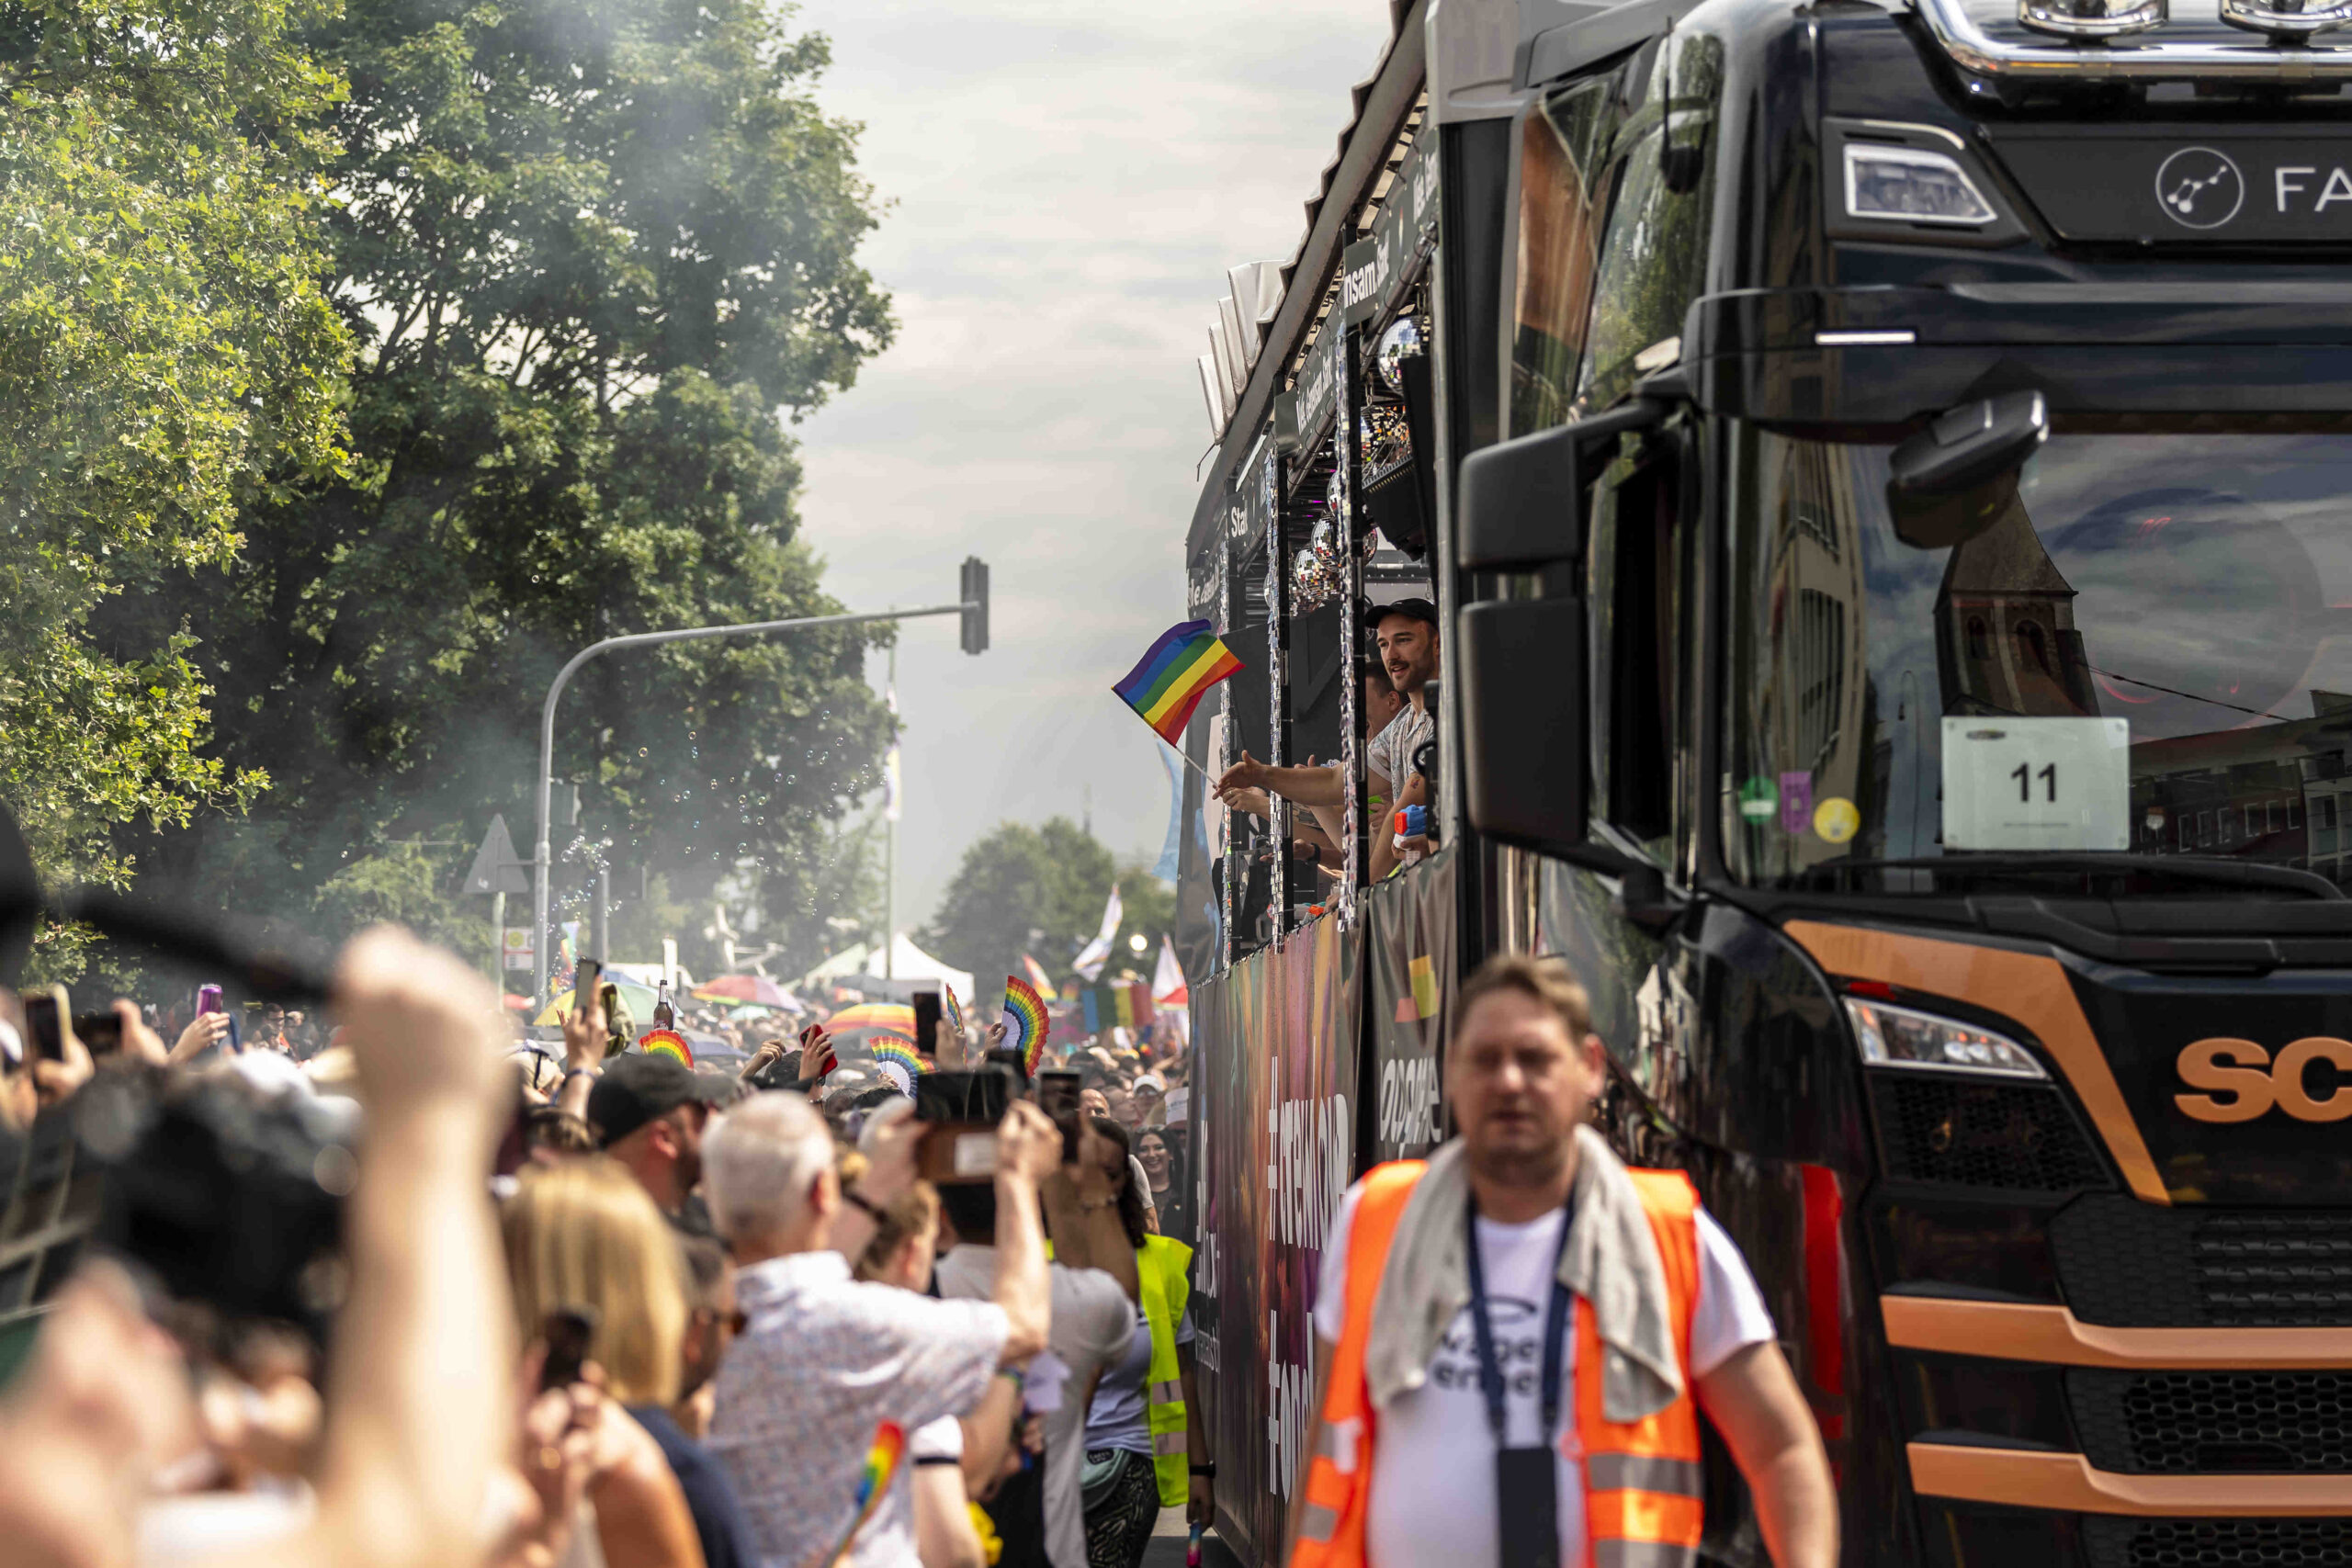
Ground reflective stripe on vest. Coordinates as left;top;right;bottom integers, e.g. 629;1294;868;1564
1288;1159;1706;1568
1137;1234;1195;1509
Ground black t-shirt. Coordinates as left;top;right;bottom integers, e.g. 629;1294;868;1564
982;1448;1051;1568
627;1404;759;1568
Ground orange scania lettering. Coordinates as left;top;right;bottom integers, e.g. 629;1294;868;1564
2175;1037;2352;1122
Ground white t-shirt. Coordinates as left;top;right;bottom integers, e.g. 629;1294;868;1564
933;1247;1134;1568
1311;1182;1775;1568
910;1415;964;1465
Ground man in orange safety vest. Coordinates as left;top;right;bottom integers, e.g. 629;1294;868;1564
1285;953;1835;1568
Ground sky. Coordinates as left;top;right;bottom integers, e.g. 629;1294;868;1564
788;0;1397;937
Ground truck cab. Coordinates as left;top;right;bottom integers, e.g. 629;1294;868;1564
1454;0;2352;1561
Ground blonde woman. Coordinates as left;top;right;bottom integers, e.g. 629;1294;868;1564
503;1157;752;1568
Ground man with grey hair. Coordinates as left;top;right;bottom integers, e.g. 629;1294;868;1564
704;1090;1059;1568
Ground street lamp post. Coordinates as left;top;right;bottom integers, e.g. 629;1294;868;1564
533;567;988;1002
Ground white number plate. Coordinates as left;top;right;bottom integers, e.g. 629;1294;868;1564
1942;717;2131;852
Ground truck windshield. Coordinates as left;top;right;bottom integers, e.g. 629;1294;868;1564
1723;420;2352;893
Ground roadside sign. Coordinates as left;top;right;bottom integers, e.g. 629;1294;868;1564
464;814;531;896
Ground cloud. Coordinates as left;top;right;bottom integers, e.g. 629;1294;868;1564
792;0;1392;931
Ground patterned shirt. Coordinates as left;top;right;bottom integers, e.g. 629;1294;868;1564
1365;702;1435;795
709;1250;1008;1568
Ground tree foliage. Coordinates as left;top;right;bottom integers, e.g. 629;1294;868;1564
0;0;349;974
922;818;1175;999
107;0;899;966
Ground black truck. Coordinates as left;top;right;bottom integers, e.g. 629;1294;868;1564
1177;0;2352;1562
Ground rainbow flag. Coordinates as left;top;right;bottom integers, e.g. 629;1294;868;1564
1002;976;1049;1075
941;981;967;1041
820;1420;907;1567
1019;953;1058;1004
1113;620;1241;747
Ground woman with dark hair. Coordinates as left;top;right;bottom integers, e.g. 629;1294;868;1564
1079;1119;1209;1568
1134;1128;1190;1247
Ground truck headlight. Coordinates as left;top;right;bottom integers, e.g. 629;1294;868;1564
1842;143;1997;227
1844;997;2046;1079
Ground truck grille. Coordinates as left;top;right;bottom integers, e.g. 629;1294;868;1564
2082;1517;2352;1568
1868;1074;2108;1193
2071;1370;2352;1474
2053;1198;2352;1326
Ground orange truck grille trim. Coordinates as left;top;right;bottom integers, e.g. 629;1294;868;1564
1782;919;2168;1204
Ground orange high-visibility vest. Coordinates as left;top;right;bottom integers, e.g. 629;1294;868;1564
1289;1159;1705;1568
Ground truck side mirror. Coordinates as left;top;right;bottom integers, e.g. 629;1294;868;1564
1885;389;2048;548
1458;423;1587;570
1461;598;1589;855
1455;396;1676;857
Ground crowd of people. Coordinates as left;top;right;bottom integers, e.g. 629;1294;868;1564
0;936;1207;1568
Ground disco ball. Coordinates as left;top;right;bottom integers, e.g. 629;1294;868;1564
1375;314;1423;396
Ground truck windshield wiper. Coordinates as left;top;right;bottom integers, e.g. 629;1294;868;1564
1798;853;2345;900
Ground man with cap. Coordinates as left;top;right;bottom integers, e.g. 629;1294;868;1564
1129;1072;1167;1130
589;1053;736;1236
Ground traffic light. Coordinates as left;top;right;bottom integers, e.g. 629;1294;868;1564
960;557;989;655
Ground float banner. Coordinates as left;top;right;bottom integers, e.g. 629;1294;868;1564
1362;849;1455;1163
1189;914;1360;1567
1341;129;1440;328
1291;314;1343;447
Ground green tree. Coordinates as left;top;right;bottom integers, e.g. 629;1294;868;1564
755;807;883;983
0;0;349;976
112;0;899;965
921;817;1175;1000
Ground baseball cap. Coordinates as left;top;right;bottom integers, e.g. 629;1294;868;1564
1132;1073;1165;1095
587;1054;733;1147
1362;596;1438;631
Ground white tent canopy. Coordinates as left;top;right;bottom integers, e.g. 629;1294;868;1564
795;933;976;1005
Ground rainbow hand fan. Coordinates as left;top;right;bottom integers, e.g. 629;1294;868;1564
868;1037;930;1094
1001;976;1048;1075
636;1028;692;1066
813;1420;906;1568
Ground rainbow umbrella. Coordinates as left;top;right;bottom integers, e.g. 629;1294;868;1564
694;974;795;1010
826;1002;917;1038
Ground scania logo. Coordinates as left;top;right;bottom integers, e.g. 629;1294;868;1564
2175;1037;2352;1122
2154;147;2245;231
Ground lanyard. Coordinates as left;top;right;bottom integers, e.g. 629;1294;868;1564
1463;1193;1576;1448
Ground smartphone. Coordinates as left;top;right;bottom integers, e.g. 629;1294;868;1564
538;1307;599;1393
1037;1069;1084;1166
22;990;65;1064
572;958;603;1020
911;991;943;1059
798;1021;837;1079
914;1068;1013;1184
197;984;224;1016
73;1012;122;1057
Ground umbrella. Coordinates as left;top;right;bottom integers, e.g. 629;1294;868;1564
827;1002;916;1036
533;971;659;1030
695;974;795;1009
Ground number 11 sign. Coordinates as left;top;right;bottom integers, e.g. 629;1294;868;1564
1942;717;2131;852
